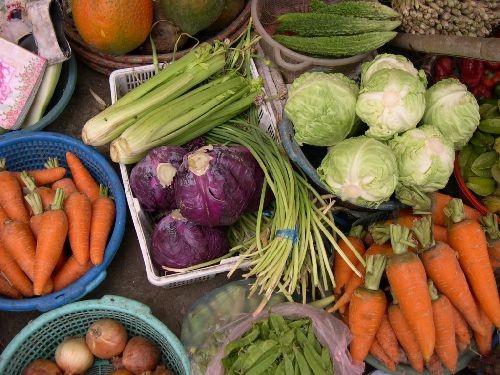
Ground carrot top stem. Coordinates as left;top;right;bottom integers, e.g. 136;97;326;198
349;225;366;239
44;157;59;169
390;224;414;255
20;172;37;192
444;198;465;225
369;223;391;245
25;192;43;215
395;185;431;213
99;184;109;197
364;254;387;291
412;216;435;251
480;213;500;241
0;158;5;171
428;280;439;302
50;188;65;211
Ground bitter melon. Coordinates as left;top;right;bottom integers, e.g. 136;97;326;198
277;12;401;36
273;32;397;57
310;0;401;20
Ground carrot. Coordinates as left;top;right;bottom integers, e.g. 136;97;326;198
428;281;458;374
0;205;8;232
14;157;66;186
386;224;435;361
65;191;92;266
372;218;447;246
0;273;22;299
66;151;99;201
370;338;396;372
412;215;488;336
327;263;365;313
53;251;67;276
480;213;500;270
34;188;68;295
24;192;44;239
451;305;470;352
473;307;493;356
1;220;36;280
53;256;93;291
0;242;33;297
19;171;55;211
0;159;29;223
348;254;387;365
375;313;400;365
388;290;424;373
365;242;393;258
90;185;115;265
445;199;500;328
334;225;366;295
52;178;77;198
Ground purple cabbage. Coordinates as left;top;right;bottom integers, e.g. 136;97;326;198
130;146;187;212
151;209;230;269
174;145;258;226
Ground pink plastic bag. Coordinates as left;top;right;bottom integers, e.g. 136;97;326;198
206;302;364;375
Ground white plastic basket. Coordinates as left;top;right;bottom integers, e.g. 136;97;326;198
109;61;278;288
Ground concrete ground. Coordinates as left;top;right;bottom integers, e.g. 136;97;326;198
0;60;241;352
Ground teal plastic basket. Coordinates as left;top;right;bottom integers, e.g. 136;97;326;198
0;295;191;375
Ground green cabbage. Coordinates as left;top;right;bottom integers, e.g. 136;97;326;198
356;68;426;140
360;53;427;88
389;125;454;192
285;72;359;146
422;78;480;150
317;136;398;207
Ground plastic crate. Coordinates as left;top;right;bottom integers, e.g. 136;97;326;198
0;295;191;375
109;61;277;288
0;131;126;311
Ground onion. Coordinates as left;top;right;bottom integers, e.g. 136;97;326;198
55;337;94;374
110;370;133;375
86;319;128;359
22;359;62;375
121;336;160;374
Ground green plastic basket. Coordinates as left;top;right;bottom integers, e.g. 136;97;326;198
0;295;191;375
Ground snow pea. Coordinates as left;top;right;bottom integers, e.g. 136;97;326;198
287;318;310;330
269;313;288;333
284;353;295;375
322;347;334;373
259;319;270;340
231;339;278;373
224;325;260;357
293;346;312;375
306;324;322;355
246;346;282;375
275;360;286;375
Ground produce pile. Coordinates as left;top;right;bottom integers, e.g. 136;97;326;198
0;153;115;299
22;318;173;375
327;197;499;373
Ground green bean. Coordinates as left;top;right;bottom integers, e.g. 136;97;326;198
224;325;260;356
293;347;312;375
246;347;282;375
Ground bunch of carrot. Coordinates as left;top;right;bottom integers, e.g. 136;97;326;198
0;152;115;299
328;192;499;374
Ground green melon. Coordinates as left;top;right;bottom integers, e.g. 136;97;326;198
159;0;224;35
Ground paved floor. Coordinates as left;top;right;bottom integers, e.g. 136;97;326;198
0;60;242;352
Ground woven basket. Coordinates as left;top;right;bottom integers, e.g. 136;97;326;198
63;1;251;75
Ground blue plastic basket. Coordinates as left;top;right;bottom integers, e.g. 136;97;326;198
0;295;191;375
0;131;126;311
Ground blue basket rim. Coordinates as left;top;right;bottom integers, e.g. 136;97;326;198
0;295;191;374
0;131;126;311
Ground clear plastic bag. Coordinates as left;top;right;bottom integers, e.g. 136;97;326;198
206;302;364;375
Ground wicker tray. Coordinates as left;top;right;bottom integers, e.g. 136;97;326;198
63;1;251;75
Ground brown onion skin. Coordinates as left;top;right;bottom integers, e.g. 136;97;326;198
85;319;128;359
122;336;160;374
110;369;134;375
22;359;62;375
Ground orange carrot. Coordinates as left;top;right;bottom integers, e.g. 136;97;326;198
446;199;500;328
0;273;22;299
65;191;92;265
66;151;99;201
451;305;470;352
473;307;493;356
348;254;387;365
428;281;458;374
432;224;448;244
412;216;488;336
1;220;36;280
34;188;68;295
431;192;481;226
90;185;115;265
20;171;55;211
327;264;365;313
365;242;393;258
15;158;66;186
24;192;44;239
385;215;421;229
53;256;93;291
0;159;29;223
386;224;435;361
0;242;33;297
52;178;77;198
375;313;400;365
334;225;366;295
388;290;424;373
53;251;67;276
0;204;8;232
370;338;396;372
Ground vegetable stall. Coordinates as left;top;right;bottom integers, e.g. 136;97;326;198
0;0;499;375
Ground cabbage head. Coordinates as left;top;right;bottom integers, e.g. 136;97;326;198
360;53;427;88
389;125;454;192
317;136;398;207
356;68;426;140
422;78;480;150
285;72;359;146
